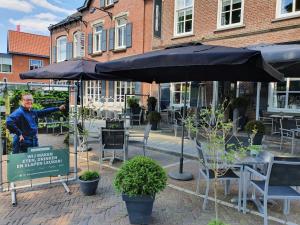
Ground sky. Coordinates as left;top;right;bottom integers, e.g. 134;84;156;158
0;0;84;53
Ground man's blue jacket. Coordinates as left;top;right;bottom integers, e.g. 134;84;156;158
6;106;59;137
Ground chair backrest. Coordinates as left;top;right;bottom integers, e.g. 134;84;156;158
268;156;300;186
101;128;125;150
144;123;152;139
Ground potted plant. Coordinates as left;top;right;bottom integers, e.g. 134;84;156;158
245;120;265;145
127;97;140;114
78;170;100;196
114;156;167;224
147;97;157;112
147;111;161;130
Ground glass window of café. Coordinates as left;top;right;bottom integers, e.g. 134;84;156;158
268;78;300;112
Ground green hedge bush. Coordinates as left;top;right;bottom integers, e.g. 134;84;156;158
245;120;265;134
114;156;167;196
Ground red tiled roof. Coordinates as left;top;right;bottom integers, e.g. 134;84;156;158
8;30;50;57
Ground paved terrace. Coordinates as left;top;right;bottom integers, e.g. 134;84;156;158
0;129;299;225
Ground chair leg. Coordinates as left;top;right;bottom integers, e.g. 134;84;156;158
263;195;268;225
142;142;146;156
280;136;283;150
224;180;231;196
203;178;210;210
238;177;242;212
196;172;201;194
243;170;248;214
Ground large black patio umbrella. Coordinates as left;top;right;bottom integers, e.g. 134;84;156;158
95;42;284;181
247;43;300;77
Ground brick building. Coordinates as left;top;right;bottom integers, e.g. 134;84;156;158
153;0;300;116
49;0;154;108
0;30;50;83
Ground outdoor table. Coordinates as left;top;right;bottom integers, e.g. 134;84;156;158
269;114;294;134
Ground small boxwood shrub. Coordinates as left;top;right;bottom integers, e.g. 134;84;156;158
147;111;161;123
114;156;167;196
245;120;265;134
79;170;100;181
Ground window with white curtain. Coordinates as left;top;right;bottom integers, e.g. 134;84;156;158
73;32;85;58
171;82;191;106
174;0;193;36
115;81;135;102
86;81;102;102
57;36;67;62
93;24;102;53
115;17;127;49
269;78;300;112
218;0;243;28
277;0;300;17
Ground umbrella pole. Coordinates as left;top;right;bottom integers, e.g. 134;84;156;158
168;81;193;181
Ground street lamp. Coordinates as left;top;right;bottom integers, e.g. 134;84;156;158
89;7;113;20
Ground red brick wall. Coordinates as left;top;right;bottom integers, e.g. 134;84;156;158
0;55;49;83
153;0;300;49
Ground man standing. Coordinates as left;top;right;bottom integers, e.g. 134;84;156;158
6;93;65;154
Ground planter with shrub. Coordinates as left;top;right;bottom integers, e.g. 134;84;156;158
114;156;167;224
147;111;161;130
127;97;140;114
245;120;265;145
147;97;157;112
79;170;100;196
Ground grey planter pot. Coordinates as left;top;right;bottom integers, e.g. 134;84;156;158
79;177;100;196
122;194;155;224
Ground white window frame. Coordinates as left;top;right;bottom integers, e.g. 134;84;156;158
276;0;300;18
56;36;67;62
0;55;12;73
170;82;191;107
106;0;114;7
115;81;135;102
217;0;244;29
173;0;194;37
29;59;43;70
115;16;127;50
73;31;85;58
268;78;300;113
93;24;103;53
86;81;102;103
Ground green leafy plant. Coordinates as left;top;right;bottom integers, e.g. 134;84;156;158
127;97;140;109
208;220;230;225
147;97;157;111
147;111;161;123
114;156;167;196
245;120;265;134
79;170;100;181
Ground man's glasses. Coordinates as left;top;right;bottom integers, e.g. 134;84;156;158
23;98;33;102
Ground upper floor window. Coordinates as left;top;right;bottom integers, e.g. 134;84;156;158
277;0;300;17
29;59;43;70
106;0;114;6
0;55;12;73
218;0;243;28
57;36;67;62
115;17;127;49
174;0;194;36
93;24;103;53
73;32;85;58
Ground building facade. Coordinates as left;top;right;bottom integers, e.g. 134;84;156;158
49;0;154;108
153;0;300;116
0;30;50;83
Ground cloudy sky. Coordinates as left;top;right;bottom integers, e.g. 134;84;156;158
0;0;84;53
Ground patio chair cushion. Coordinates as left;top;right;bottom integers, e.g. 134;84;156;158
252;180;300;197
204;168;239;179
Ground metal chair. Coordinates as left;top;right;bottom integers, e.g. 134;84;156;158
279;119;295;154
195;141;242;210
131;109;143;126
128;123;152;156
100;128;127;165
243;156;300;225
259;116;274;135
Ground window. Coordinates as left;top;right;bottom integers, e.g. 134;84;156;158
73;32;85;58
269;78;300;112
29;59;43;70
86;81;102;102
115;81;135;102
174;0;193;36
277;0;300;17
218;0;243;28
106;0;114;6
171;82;191;106
93;24;103;53
115;17;127;49
0;55;12;73
57;36;67;62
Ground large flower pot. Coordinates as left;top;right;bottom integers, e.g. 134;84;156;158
252;133;264;145
79;178;100;196
151;122;158;130
122;194;155;224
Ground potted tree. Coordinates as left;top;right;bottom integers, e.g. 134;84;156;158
127;97;140;114
245;120;265;145
147;97;157;112
114;156;167;224
78;170;100;196
147;111;161;130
